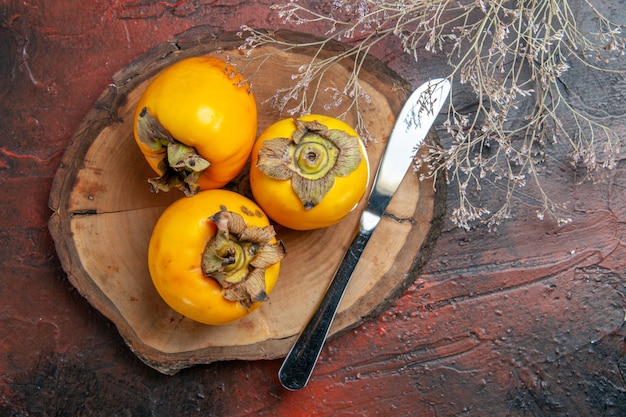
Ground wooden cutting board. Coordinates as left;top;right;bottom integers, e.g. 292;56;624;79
48;29;446;375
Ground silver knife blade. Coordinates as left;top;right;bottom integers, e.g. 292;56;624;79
278;78;451;391
370;77;451;206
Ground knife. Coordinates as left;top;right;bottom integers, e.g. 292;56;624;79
278;78;451;390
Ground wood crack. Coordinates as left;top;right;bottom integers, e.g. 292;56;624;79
69;209;97;217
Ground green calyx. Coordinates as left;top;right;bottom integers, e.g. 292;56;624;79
136;107;210;196
256;119;362;209
201;207;286;308
293;133;338;178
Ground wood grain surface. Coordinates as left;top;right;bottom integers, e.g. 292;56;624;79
1;1;625;416
47;29;444;374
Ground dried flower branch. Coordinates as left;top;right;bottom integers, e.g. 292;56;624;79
240;0;625;229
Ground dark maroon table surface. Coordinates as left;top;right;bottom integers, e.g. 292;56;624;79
2;1;625;416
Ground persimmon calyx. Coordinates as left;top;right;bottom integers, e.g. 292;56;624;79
201;207;286;308
256;119;362;209
136;107;210;196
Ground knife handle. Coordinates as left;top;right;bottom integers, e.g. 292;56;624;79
278;229;373;390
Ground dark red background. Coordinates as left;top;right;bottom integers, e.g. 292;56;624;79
2;1;625;415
